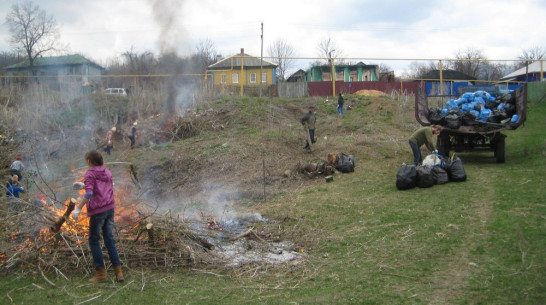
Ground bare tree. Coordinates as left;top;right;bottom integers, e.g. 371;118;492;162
267;39;295;82
0;51;22;69
477;61;507;81
5;1;61;69
514;46;546;69
402;61;439;79
191;39;219;74
448;47;487;79
377;63;395;82
317;35;344;64
118;47;157;75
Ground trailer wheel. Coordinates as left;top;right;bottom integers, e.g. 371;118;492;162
495;136;505;163
437;132;451;156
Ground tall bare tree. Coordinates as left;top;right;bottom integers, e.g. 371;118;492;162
0;51;22;69
402;61;439;79
5;1;60;69
479;61;507;81
448;47;487;79
515;46;546;69
267;39;295;82
317;35;344;64
191;39;219;74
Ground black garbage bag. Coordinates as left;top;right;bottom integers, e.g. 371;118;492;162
445;114;461;129
396;164;417;190
431;166;449;184
461;112;478;126
504;103;516;117
428;107;445;125
336;153;355;173
445;157;467;182
416;165;434;188
499;93;514;104
485;99;499;110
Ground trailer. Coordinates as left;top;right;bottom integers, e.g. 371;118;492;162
415;84;527;163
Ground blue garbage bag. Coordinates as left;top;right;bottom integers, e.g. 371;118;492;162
511;114;519;123
478;108;492;121
461;103;474;112
462;92;474;102
455;98;467;106
474;97;485;105
445;99;459;110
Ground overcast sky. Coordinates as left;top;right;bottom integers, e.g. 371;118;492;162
1;0;545;75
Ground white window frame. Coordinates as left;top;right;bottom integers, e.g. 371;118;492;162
261;72;267;83
232;73;239;84
249;72;257;83
220;73;227;84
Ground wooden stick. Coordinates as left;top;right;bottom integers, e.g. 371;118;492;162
103;280;134;302
38;264;55;287
50;198;76;233
75;294;102;305
230;228;254;241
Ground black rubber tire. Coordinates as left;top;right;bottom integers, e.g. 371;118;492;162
495;136;505;163
437;133;451;157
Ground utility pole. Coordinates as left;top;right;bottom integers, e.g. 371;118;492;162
260;22;263;97
330;50;336;97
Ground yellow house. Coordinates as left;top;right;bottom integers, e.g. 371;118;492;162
208;48;277;86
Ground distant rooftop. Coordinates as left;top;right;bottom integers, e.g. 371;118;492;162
5;54;103;70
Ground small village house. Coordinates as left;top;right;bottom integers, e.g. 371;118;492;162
207;48;277;90
3;54;103;90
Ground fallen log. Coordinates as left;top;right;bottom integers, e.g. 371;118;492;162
50;198;76;233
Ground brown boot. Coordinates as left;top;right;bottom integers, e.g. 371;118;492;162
114;265;124;282
89;267;107;283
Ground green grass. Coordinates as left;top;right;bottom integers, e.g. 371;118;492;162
1;99;545;304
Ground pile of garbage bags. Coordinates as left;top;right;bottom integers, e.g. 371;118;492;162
396;154;466;190
428;91;519;129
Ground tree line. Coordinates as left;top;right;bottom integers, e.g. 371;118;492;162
3;1;545;83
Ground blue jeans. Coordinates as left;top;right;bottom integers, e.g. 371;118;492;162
409;140;422;165
337;105;344;115
89;209;121;268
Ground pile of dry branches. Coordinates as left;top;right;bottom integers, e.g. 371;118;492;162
0;200;229;277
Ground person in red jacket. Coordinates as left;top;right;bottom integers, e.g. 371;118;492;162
73;150;124;283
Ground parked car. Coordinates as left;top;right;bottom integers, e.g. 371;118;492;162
105;88;128;96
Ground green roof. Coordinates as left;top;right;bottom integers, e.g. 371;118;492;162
5;54;103;70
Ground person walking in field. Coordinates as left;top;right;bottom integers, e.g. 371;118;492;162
409;125;442;165
72;150;124;283
337;93;345;115
301;105;317;153
10;156;24;180
128;122;137;149
104;127;115;155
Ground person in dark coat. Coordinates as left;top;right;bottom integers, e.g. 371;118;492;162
301;105;316;153
337;93;345;115
128;122;138;149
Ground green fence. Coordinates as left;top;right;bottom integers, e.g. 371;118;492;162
528;82;546;102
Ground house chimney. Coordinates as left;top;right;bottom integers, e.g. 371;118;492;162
240;48;244;55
